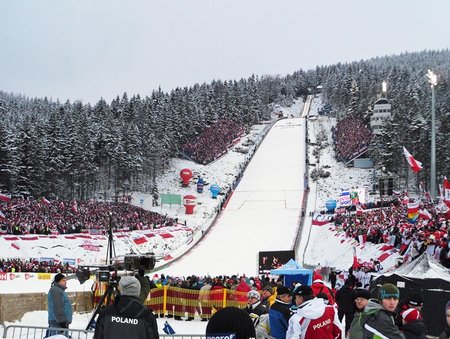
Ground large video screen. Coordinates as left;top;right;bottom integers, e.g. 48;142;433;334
258;250;295;274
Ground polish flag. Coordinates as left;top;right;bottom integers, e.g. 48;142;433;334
71;201;78;213
403;147;422;173
41;197;51;205
0;193;11;202
443;177;450;208
352;247;359;269
419;209;432;220
133;236;147;245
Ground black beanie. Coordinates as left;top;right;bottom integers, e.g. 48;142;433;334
54;273;66;283
206;307;256;339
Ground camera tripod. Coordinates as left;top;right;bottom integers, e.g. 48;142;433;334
85;281;120;330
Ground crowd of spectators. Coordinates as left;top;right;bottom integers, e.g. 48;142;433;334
332;117;371;162
0;258;76;273
0;198;175;235
333;196;450;268
179;119;245;165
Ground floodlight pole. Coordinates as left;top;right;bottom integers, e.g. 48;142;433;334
427;70;437;198
106;212;116;265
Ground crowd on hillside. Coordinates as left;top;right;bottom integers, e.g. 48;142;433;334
0;198;174;235
332;117;371;162
179;119;245;165
333;198;450;268
0;257;76;274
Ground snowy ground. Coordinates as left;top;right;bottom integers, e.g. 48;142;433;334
1;96;403;335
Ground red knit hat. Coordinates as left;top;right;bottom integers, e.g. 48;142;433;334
401;308;421;323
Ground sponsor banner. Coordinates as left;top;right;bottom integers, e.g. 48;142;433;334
38;273;52;280
312;213;333;226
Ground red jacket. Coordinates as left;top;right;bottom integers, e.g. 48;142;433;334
311;280;335;305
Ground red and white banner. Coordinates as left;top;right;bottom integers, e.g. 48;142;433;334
419;209;432;220
444;177;450;208
0;193;11;202
312;213;333;226
403;147;422;173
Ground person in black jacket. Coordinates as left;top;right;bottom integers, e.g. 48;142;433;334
94;276;159;339
335;279;356;333
400;308;426;339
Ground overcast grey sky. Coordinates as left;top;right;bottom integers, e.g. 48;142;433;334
1;0;449;104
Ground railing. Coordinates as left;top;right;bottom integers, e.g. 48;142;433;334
1;325;206;339
2;325;94;338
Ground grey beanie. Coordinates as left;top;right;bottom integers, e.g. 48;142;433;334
119;276;141;297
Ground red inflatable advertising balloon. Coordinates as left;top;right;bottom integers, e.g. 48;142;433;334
183;195;197;214
180;168;193;186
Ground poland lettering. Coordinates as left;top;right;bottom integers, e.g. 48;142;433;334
111;316;139;324
313;318;331;330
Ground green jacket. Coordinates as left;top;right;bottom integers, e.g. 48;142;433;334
349;309;366;339
363;300;405;339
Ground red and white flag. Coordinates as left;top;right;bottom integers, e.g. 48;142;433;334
419;209;432;220
11;242;20;250
71;200;78;213
0;210;5;219
0;193;11;202
403;147;422;173
41;197;51;205
443;177;450;208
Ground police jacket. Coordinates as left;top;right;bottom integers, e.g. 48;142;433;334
47;282;73;325
94;295;159;339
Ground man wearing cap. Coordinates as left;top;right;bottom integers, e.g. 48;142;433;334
287;285;343;339
348;289;371;339
94;276;159;339
394;294;424;329
47;273;73;337
400;308;426;338
261;285;275;309
269;286;293;339
363;283;405;338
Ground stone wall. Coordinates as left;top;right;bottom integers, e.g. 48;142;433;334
0;292;93;323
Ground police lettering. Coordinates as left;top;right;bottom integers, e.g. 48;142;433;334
312;318;331;330
111;316;139;324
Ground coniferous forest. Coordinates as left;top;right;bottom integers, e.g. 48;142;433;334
0;49;449;199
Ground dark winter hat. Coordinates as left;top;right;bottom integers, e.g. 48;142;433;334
262;285;273;294
378;283;400;300
119;276;141;297
355;289;371;300
293;285;313;297
276;286;291;296
54;273;66;283
408;294;423;307
206;306;256;339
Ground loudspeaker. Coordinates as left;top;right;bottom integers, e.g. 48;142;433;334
387;178;394;195
379;179;385;195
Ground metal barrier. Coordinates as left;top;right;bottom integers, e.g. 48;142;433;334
2;325;206;339
2;325;94;339
0;323;4;338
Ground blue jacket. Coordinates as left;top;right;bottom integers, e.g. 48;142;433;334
47;283;73;325
269;299;292;339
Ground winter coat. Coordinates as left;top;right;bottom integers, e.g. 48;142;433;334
94;295;158;339
236;280;251;302
286;297;343;339
363;300;405;339
269;298;292;339
335;285;356;313
348;309;367;339
402;319;426;339
47;283;73;326
439;326;450;339
245;301;270;338
311;280;335;305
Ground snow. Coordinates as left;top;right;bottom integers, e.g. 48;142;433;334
0;95;437;334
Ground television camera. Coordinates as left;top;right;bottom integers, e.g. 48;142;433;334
75;254;157;284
